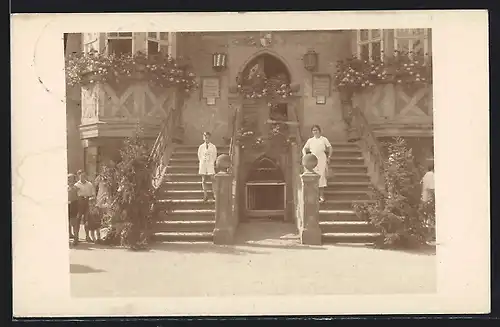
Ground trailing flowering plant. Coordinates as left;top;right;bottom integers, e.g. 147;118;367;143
353;137;435;249
236;110;291;151
237;73;294;101
334;50;432;93
65;50;198;93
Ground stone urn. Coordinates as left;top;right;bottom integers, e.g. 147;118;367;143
216;154;231;172
302;153;318;173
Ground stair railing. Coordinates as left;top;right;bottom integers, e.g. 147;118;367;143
149;103;178;190
289;105;305;230
350;105;386;191
228;105;242;226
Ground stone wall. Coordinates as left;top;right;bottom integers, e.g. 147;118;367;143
177;31;353;144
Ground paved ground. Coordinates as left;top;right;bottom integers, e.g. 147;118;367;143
70;221;436;297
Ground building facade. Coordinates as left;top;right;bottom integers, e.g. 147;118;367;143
66;29;433;182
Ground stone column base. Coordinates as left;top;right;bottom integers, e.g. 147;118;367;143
300;226;322;245
213;227;235;245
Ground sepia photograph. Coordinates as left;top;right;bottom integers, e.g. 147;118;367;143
64;29;436;297
11;11;489;317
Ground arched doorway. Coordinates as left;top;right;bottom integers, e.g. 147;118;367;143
236;53;296;223
238;54;292;137
245;155;286;220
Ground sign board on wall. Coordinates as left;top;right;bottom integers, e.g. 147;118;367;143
202;77;220;105
312;74;331;103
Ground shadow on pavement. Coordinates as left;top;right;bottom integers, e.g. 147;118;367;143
233;221;326;250
70;264;105;274
69;241;120;251
150;242;267;255
331;243;437;256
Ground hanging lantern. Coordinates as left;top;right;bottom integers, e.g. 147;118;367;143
212;52;227;72
303;50;318;72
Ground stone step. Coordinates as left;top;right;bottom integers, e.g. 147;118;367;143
328;165;368;174
162;181;212;191
171;152;229;160
328;142;361;148
325;182;372;192
169;158;201;166
174;145;230;151
319;221;376;234
160;189;213;199
320;200;375;211
152;232;214;242
156;220;215;233
156;198;216;210
165;173;212;182
329;157;365;165
328;173;370;183
329;150;363;158
323;190;371;201
166;165;200;174
156;209;216;221
319;209;364;221
322;232;382;244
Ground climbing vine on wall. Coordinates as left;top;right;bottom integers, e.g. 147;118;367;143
65;50;198;93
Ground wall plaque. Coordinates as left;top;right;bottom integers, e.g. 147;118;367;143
312;74;331;98
202;77;221;99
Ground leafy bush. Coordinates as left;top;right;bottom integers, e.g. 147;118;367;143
354;136;435;248
98;126;157;250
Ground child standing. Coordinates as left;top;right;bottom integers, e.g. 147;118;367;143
67;173;79;239
74;170;96;245
85;199;102;243
197;131;217;201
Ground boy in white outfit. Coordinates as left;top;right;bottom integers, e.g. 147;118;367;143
198;132;217;201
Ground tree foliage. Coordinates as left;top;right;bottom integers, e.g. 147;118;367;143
98;125;157;250
354;136;435;248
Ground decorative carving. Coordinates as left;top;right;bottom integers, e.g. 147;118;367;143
259;32;273;47
231;32;274;48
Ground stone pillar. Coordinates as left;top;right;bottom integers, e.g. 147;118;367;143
168;32;177;59
299;171;322;245
133;32;147;53
83;143;99;181
213;171;235;244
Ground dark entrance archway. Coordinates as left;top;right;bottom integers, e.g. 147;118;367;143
245;155;286;220
237;53;296;223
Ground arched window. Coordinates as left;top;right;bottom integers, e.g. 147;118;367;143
241;53;291;84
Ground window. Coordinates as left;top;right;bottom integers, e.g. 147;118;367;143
107;32;133;56
147;32;170;56
393;28;429;58
356;29;384;62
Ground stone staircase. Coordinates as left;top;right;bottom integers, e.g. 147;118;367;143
153;144;229;242
319;142;381;245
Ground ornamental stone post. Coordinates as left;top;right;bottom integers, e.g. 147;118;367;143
213;154;236;244
299;154;322;245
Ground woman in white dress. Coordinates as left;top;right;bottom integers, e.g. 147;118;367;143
302;125;333;203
